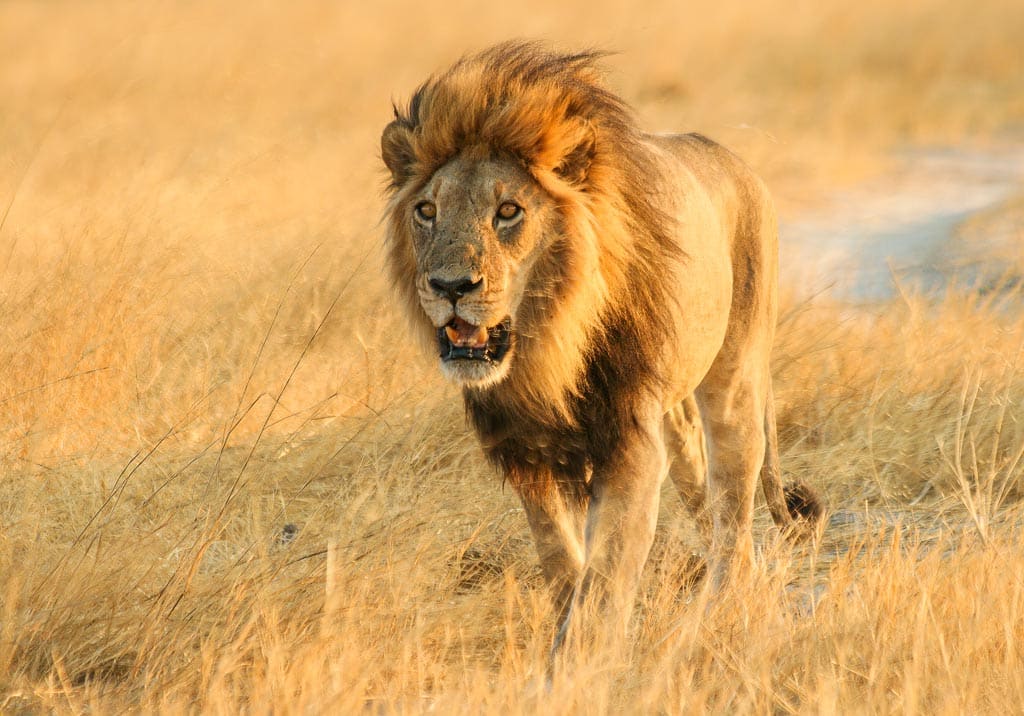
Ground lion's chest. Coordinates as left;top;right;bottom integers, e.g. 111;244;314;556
464;386;632;504
468;402;586;466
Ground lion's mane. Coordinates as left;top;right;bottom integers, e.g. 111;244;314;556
383;42;681;503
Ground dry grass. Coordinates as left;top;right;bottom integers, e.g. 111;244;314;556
1;0;1023;712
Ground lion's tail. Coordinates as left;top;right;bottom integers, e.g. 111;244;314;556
760;382;826;540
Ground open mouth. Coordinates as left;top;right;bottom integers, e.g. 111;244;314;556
437;316;511;363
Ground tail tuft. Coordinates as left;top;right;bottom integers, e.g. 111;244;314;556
783;481;826;525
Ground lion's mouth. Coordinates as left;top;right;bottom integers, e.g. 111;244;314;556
438;316;511;363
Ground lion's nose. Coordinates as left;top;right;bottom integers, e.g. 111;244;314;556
428;276;483;304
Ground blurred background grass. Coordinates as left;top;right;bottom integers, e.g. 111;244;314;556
1;0;1023;711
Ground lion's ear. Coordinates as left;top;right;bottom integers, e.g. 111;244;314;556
553;121;596;187
381;119;415;187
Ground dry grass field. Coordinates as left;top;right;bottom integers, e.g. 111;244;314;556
2;0;1024;712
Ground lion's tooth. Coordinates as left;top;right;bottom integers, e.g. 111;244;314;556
473;325;489;346
445;321;490;347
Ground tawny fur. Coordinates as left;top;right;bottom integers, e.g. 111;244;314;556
381;41;824;652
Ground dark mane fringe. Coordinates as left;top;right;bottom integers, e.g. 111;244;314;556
386;42;682;503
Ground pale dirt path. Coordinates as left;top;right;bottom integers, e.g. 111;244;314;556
780;146;1024;301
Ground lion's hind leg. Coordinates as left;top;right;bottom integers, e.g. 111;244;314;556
665;395;712;545
694;370;767;590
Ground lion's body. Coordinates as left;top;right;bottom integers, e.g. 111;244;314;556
381;43;823;652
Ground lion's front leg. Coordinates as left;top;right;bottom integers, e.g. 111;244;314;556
518;485;587;621
552;402;667;655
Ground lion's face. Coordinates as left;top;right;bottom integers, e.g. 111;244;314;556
402;155;557;388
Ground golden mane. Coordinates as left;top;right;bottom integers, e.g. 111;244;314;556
382;42;678;434
384;42;634;191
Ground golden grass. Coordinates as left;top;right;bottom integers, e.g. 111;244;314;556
1;0;1023;711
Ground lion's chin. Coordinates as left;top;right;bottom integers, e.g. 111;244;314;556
436;316;513;388
439;357;512;388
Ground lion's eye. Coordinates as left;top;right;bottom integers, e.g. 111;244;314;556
415;201;437;222
496;202;522;222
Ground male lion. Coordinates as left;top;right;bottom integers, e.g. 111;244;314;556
380;42;823;652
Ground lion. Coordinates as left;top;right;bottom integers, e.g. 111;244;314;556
380;42;824;654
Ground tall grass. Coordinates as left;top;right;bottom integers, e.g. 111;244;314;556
1;0;1023;711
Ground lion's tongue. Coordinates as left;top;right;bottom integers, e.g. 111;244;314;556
445;317;489;348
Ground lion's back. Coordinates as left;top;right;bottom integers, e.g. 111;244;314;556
651;132;774;225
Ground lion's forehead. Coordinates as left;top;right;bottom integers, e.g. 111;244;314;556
426;157;535;210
